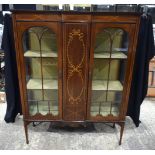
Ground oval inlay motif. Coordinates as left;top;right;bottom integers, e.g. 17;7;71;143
68;36;84;67
67;72;84;104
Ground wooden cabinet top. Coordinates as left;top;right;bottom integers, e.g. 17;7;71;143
12;10;141;23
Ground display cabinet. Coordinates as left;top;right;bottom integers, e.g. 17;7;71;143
12;11;140;145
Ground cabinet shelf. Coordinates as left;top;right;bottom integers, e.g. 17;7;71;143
92;80;123;91
27;79;58;90
94;52;127;59
29;105;58;116
91;105;119;116
24;50;58;58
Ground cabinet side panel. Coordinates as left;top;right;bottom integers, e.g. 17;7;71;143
12;14;28;117
63;23;89;121
120;20;141;119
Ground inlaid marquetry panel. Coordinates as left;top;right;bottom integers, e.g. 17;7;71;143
63;23;89;121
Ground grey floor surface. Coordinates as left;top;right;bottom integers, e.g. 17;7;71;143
0;98;155;150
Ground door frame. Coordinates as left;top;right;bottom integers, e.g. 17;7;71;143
87;22;139;121
14;21;63;120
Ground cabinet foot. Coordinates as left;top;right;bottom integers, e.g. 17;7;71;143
118;122;125;145
24;121;29;144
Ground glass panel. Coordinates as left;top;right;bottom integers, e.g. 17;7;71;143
90;28;128;117
23;26;59;116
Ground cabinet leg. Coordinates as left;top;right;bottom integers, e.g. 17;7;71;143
32;122;36;127
24;121;29;144
118;122;125;145
112;123;115;128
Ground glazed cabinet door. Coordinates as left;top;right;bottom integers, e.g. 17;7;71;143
63;23;89;121
16;22;62;120
88;23;137;121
